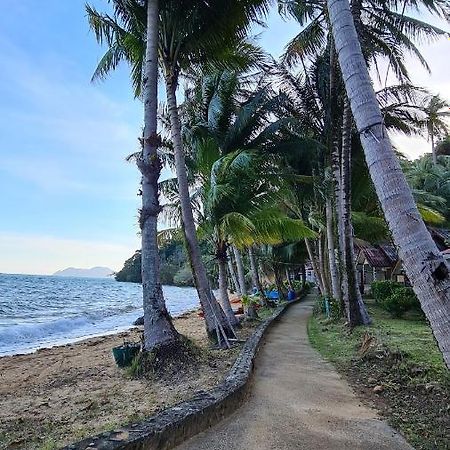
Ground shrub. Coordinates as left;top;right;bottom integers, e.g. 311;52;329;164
313;295;341;321
371;280;403;302
380;287;417;318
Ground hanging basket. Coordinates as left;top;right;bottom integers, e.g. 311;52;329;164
112;342;141;368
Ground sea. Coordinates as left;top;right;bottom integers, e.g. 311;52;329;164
0;274;200;356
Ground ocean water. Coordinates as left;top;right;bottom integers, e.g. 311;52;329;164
0;274;200;356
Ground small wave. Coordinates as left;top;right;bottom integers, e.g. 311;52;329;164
0;316;94;346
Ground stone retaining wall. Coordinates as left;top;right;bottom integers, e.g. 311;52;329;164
63;295;304;450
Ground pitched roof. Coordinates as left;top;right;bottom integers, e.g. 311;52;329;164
362;246;393;268
378;244;398;265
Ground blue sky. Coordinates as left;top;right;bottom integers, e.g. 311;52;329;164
0;1;448;275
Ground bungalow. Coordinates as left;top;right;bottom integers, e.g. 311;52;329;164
355;228;450;293
355;241;400;293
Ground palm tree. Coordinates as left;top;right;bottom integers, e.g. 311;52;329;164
327;0;450;367
422;94;450;164
89;0;180;351
87;0;270;343
183;69;319;314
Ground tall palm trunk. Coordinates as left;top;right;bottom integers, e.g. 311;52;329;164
165;75;235;342
305;238;325;294
327;42;343;308
217;244;239;327
431;130;437;165
248;246;266;301
341;101;371;326
332;139;348;313
327;0;450;366
139;0;179;350
318;234;331;296
326;198;341;302
227;249;240;295
233;246;247;295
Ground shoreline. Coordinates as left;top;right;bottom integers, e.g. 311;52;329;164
0;306;254;449
0;307;200;359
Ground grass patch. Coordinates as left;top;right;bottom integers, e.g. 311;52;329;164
308;297;449;450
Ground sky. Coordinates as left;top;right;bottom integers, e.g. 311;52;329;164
0;1;448;275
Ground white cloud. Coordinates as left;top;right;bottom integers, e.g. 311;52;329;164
0;232;140;275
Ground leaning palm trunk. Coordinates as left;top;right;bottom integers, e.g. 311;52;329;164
139;0;179;350
305;238;325;294
165;76;235;343
326;197;341;302
341;101;371;326
232;246;247;295
248;246;266;303
285;267;293;290
227;249;240;295
217;250;239;327
328;0;450;366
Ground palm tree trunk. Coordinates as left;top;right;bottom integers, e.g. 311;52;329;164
165;75;235;343
139;0;179;350
233;246;247;295
248;246;266;302
285;267;293;290
305;238;325;294
227;249;240;295
326;198;341;302
328;0;450;366
332;139;348;313
274;265;286;300
318;235;331;296
217;248;239;327
431;130;437;165
341;100;371;326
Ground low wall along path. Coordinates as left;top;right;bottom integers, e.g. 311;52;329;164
65;294;412;450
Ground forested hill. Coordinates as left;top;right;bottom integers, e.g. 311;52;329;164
115;240;194;286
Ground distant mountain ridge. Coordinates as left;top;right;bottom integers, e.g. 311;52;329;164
53;266;114;278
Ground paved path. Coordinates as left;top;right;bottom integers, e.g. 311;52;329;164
175;295;412;450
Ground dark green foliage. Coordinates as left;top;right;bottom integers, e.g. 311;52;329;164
381;287;419;318
372;281;423;319
115;250;142;283
371;280;403;302
115;240;194;286
313;295;341;321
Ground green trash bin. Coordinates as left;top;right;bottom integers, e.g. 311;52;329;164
112;343;141;368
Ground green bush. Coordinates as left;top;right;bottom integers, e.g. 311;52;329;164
371;280;403;302
380;287;417;318
313;295;341;321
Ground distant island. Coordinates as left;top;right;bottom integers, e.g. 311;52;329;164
53;267;114;278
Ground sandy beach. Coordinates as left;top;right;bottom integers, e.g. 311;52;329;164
0;306;253;450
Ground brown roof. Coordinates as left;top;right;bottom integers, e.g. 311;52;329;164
378;244;398;265
361;246;393;268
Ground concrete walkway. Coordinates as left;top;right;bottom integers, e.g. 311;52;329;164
175;295;412;450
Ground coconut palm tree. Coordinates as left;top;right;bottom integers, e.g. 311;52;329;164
422;94;450;164
89;0;179;351
87;0;271;343
185;73;316;316
327;0;450;367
